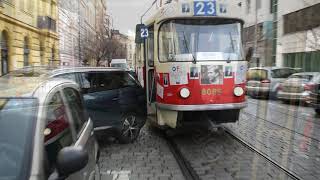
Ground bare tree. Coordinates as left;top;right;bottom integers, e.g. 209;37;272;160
81;16;127;66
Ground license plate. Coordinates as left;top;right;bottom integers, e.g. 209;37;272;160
194;1;217;16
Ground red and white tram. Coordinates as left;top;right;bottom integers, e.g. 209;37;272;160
135;0;247;129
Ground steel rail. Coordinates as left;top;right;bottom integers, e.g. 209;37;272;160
164;134;200;180
224;127;302;180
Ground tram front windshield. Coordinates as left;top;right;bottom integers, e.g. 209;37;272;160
159;19;243;62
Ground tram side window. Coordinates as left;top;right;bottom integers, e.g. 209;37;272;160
147;26;154;67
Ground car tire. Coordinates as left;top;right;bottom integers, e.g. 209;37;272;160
118;112;143;144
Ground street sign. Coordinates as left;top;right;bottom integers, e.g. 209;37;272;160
135;24;148;44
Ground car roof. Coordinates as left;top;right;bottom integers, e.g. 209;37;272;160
0;70;76;98
290;72;320;76
3;66;129;77
50;66;128;76
0;66;129;97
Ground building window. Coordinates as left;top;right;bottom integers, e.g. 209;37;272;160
270;0;277;13
50;47;55;65
1;31;9;75
283;51;320;72
40;45;45;65
283;3;320;34
23;37;29;67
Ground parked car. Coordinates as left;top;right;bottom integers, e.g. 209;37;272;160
246;67;301;99
0;74;100;180
305;74;320;114
50;67;147;143
277;72;320;103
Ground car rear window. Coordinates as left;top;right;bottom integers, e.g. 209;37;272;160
247;69;268;81
289;74;313;81
271;69;296;78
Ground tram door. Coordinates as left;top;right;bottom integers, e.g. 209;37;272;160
145;25;156;115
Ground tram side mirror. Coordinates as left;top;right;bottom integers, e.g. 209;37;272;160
135;24;148;44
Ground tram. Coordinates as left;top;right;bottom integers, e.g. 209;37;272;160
135;0;247;129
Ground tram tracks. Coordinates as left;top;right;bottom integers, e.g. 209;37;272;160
164;127;302;180
224;127;302;180
165;133;201;180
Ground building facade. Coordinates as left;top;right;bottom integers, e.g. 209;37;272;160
241;0;320;71
276;0;320;72
0;0;59;76
241;0;274;67
111;30;135;68
58;0;108;66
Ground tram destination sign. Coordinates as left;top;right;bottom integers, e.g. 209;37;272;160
194;1;217;16
135;24;148;44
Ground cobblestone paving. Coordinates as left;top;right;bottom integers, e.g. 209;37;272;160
99;124;185;180
226;98;320;180
173;130;294;180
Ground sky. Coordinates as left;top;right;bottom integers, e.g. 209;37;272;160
107;0;156;37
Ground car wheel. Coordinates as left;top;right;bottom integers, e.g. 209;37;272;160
118;113;142;144
315;109;320;115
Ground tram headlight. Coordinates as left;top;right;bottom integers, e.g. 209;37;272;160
234;87;244;97
180;88;190;99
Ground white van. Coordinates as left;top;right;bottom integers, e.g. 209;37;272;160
110;59;127;69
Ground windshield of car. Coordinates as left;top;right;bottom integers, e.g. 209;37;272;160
271;68;297;78
0;98;37;180
159;19;243;62
111;63;127;68
247;69;268;81
289;74;314;81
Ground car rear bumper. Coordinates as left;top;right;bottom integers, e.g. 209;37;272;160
305;95;320;108
246;86;271;96
277;91;309;101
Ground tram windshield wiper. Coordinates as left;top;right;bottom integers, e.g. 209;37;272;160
182;31;197;64
227;32;235;63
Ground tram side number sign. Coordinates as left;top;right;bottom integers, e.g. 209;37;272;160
194;1;217;16
135;24;149;44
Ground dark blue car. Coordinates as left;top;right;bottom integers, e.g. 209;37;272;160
52;67;147;143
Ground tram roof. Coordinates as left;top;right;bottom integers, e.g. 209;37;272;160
144;0;244;26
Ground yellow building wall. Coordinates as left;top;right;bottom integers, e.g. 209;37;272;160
0;0;59;76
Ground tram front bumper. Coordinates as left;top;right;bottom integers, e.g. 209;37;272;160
156;102;248;111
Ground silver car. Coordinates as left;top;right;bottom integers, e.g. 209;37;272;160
246;67;301;99
0;75;100;180
277;72;320;102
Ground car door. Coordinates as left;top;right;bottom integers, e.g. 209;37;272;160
43;91;74;178
80;72;121;129
61;87;98;180
117;71;147;118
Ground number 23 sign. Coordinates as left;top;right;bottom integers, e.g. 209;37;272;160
140;26;149;39
194;1;217;16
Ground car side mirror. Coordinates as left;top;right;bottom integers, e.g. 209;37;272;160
56;147;88;179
